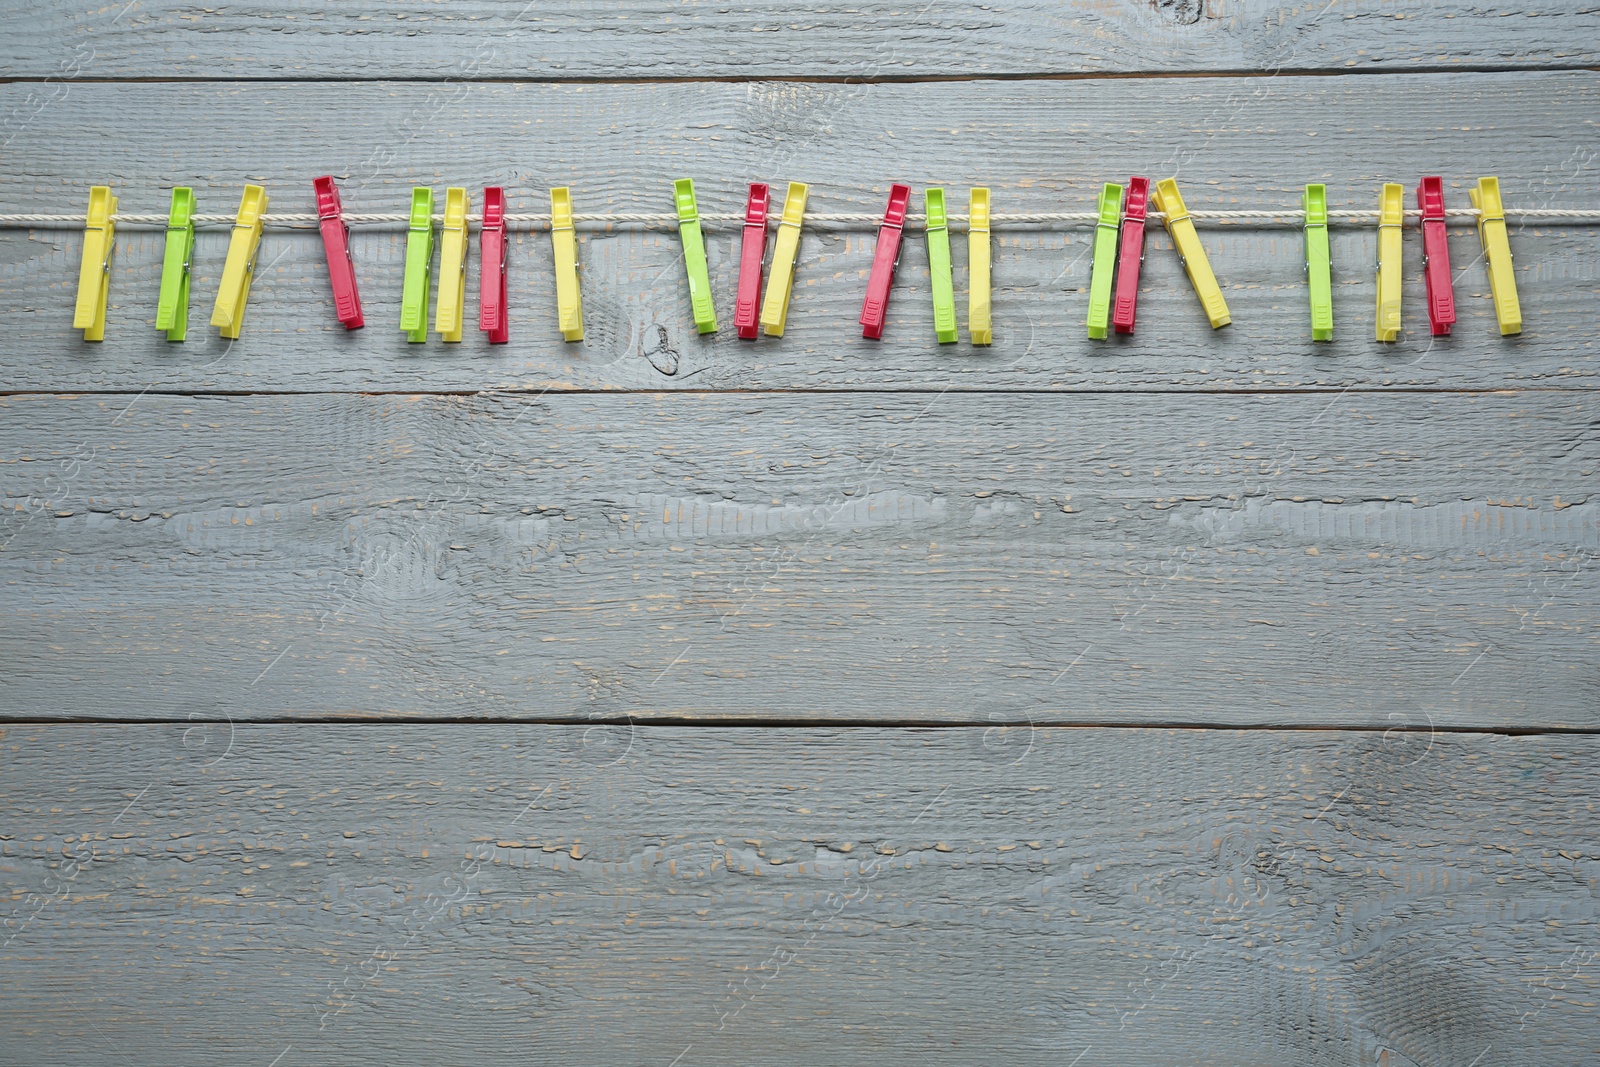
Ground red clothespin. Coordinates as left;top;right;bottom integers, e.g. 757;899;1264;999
1112;175;1148;335
860;183;911;340
479;186;509;344
1417;175;1456;336
313;176;363;330
735;183;770;340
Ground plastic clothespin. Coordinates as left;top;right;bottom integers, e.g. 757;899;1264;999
400;188;434;344
1152;177;1230;329
735;183;769;340
1086;182;1123;340
551;186;583;342
155;187;196;342
314;176;363;330
1470;176;1521;336
860;183;911;340
925;188;957;344
759;182;808;338
1417;176;1456;336
673;179;718;334
1112;176;1149;335
210;184;268;340
479;186;509;344
1375;182;1404;342
73;186;117;341
1303;183;1333;342
967;188;991;345
436;187;470;342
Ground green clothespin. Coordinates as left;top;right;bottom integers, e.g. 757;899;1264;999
155;187;196;342
1087;182;1123;340
400;187;434;343
1303;183;1333;342
925;188;957;344
673;178;717;334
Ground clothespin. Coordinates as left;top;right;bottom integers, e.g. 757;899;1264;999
314;176;363;330
399;187;434;343
1470;176;1521;336
860;183;911;340
1303;183;1333;342
925;188;957;343
967;188;991;345
735;183;769;340
210;184;268;340
1086;182;1123;340
1112;176;1149;335
673;179;718;334
155;187;195;342
1375;182;1404;342
72;186;116;341
479;186;509;344
1417;176;1456;336
436;187;470;342
759;181;808;338
1152;178;1229;329
550;186;583;342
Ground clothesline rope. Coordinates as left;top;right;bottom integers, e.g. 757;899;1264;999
1;208;1597;229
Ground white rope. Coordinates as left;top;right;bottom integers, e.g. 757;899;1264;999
1;208;1596;229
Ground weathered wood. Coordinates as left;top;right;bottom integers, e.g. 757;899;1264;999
3;390;1594;728
2;724;1597;1066
4;0;1597;80
0;74;1596;395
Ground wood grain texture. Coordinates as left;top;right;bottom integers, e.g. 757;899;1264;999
3;724;1598;1066
3;390;1595;728
1;73;1597;395
3;0;1597;80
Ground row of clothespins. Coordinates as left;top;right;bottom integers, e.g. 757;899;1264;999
71;173;1525;344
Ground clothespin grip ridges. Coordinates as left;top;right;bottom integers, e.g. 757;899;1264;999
210;184;267;340
156;187;196;343
73;186;116;341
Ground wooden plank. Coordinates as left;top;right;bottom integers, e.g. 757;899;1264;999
1;73;1597;395
2;389;1594;729
3;724;1597;1065
3;0;1596;80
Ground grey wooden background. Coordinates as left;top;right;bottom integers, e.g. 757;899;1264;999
2;3;1598;1066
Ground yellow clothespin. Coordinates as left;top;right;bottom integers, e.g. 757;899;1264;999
551;186;583;342
211;184;268;339
1470;176;1521;336
73;186;116;341
436;187;469;342
1375;182;1404;342
759;181;808;337
1152;178;1230;329
968;188;992;345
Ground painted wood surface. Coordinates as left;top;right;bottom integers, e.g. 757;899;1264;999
1;73;1597;395
4;390;1594;728
4;0;1598;80
3;725;1597;1067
